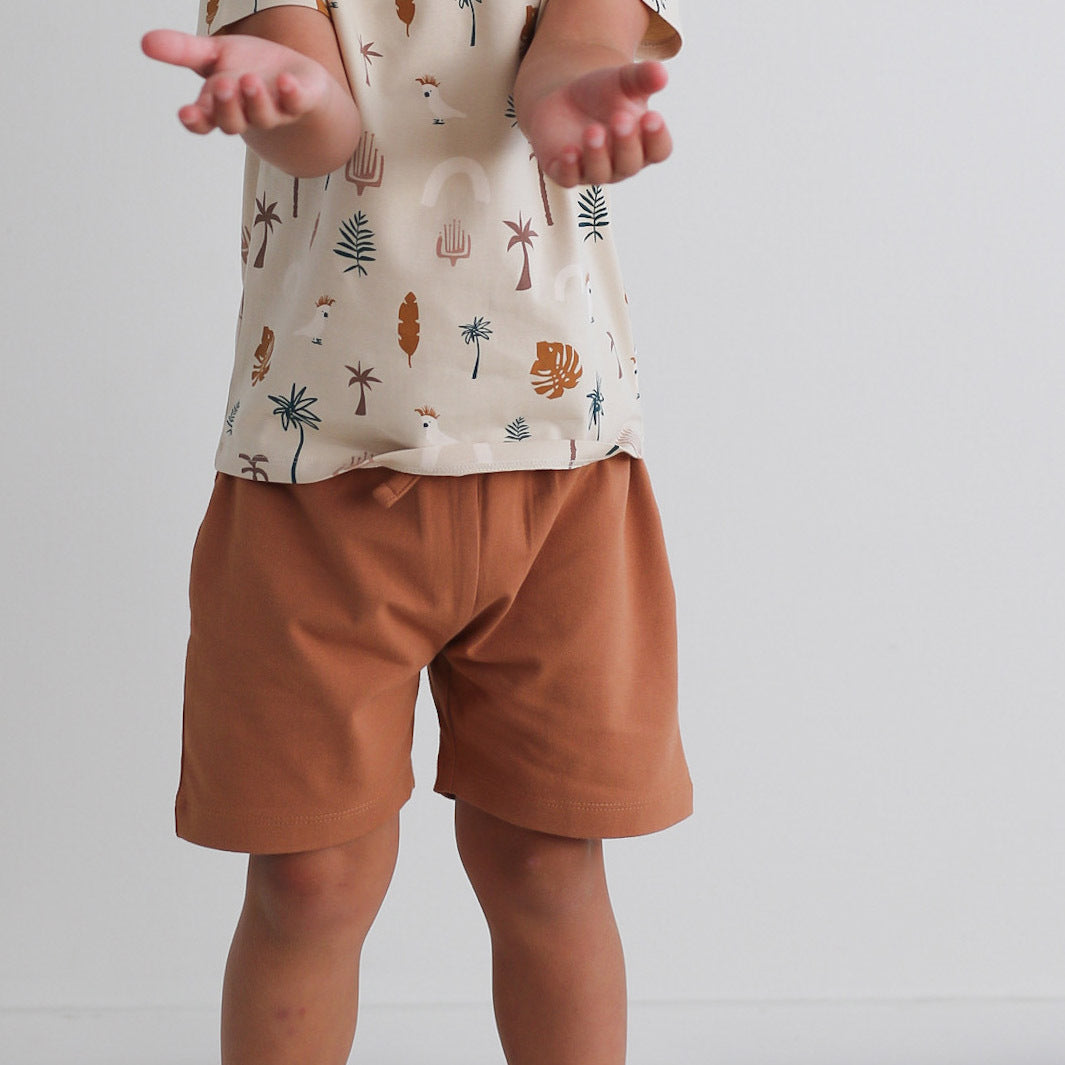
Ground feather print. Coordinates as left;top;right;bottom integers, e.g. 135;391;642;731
396;0;415;36
398;293;420;366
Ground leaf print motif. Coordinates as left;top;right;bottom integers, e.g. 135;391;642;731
577;186;609;242
505;416;531;442
396;0;415;36
205;0;219;29
251;325;275;385
335;211;376;275
225;401;240;435
398;293;420;366
269;383;322;483
530;341;583;399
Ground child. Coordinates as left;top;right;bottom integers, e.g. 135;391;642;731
143;1;691;1062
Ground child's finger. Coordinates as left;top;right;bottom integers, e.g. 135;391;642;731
208;77;249;135
239;74;283;129
142;28;222;78
178;103;216;135
580;124;614;186
619;60;668;103
275;72;313;118
609;112;645;180
547;148;582;190
640;111;673;165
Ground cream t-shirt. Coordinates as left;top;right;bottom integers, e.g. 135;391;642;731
200;0;682;482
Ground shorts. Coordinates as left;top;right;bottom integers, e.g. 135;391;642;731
176;455;692;853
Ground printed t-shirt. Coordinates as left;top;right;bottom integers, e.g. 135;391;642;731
199;0;683;482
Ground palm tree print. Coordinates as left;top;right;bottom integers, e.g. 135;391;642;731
345;362;382;416
577;185;609;242
504;213;538;291
269;383;322;483
459;316;492;379
252;194;282;268
457;0;482;46
358;36;383;86
587;372;605;439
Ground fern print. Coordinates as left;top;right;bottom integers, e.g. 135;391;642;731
225;401;240;435
334;211;377;276
577;185;609;242
505;416;531;442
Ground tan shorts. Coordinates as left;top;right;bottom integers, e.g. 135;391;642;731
176;456;692;853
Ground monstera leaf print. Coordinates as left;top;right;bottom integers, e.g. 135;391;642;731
530;341;583;398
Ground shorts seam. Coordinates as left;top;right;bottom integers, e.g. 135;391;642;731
180;795;387;829
471;787;688;813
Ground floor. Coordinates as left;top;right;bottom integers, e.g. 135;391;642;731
1;999;1063;1064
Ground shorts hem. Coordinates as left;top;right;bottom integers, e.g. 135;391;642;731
175;776;414;854
434;778;693;840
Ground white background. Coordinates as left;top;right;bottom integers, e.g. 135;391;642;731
1;0;1063;1048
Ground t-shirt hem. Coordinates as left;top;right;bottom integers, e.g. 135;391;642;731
216;433;644;483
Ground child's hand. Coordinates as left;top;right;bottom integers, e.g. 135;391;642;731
520;61;672;188
141;28;339;138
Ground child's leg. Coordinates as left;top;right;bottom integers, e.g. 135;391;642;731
220;814;400;1065
455;800;627;1065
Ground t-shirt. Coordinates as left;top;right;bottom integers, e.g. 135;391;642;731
199;0;682;482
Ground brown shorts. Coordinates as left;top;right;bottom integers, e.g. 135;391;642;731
176;456;692;853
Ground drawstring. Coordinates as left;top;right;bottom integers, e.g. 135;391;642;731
372;470;421;508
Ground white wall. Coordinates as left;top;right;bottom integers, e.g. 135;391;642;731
2;0;1062;1020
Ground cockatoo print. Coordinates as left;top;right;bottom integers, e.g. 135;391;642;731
415;406;491;468
295;296;336;346
416;76;466;125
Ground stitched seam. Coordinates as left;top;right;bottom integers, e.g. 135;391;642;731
183;794;388;828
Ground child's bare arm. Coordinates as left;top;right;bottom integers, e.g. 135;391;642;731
514;0;672;188
142;7;360;178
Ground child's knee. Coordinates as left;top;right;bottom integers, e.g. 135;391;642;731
245;817;400;935
456;802;605;921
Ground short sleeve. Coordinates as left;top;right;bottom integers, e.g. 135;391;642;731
197;0;329;36
637;0;682;60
